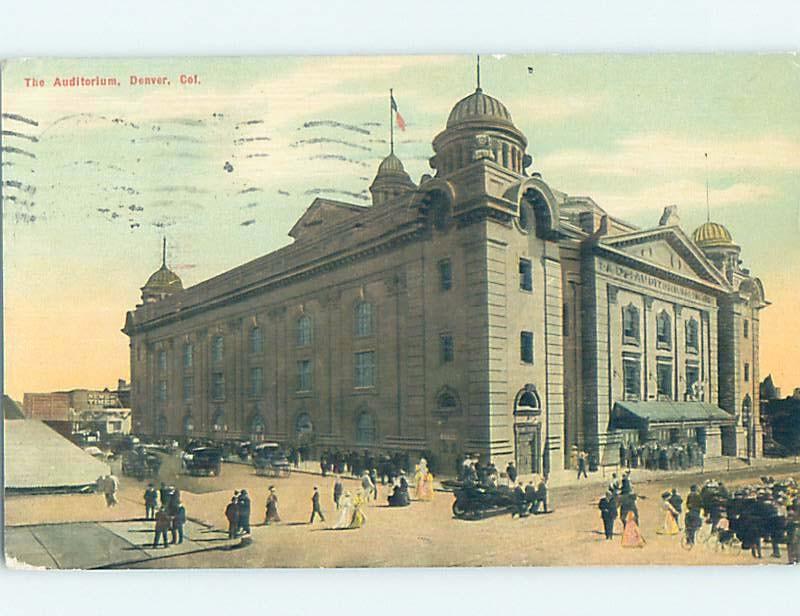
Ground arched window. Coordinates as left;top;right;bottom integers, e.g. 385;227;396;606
249;327;263;354
622;304;640;344
296;315;312;347
295;412;313;437
356;412;376;445
354;302;373;337
211;407;226;433
515;386;541;414
656;310;672;350
435;387;460;414
182;413;194;435
685;317;699;352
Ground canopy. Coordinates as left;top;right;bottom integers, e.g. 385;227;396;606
611;400;735;429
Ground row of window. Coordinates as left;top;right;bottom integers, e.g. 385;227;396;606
155;306;377;373
437;257;534;292
157;351;378;403
621;305;700;353
622;354;702;400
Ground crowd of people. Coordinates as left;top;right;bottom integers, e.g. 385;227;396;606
319;449;420;485
457;455;501;486
596;472;800;563
144;482;186;548
511;477;549;518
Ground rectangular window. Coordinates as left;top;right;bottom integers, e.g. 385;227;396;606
623;354;641;400
686;363;700;398
182;375;193;401
158;350;167;372
249;328;263;354
212;336;224;363
622;305;640;345
183;343;193;370
519;258;532;292
656;361;673;399
744;362;750;382
297;360;312;392
685;318;699;353
520;331;534;364
354;351;376;388
562;303;570;337
439;259;452;291
440;334;454;363
212;372;225;401
250;367;263;397
744;319;750;339
158;379;167;402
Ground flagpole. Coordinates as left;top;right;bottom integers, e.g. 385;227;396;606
389;88;394;154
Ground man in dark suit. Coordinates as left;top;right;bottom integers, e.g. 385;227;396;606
668;488;683;529
171;503;186;544
524;481;537;515
333;475;344;509
309;486;325;523
144;484;158;520
511;482;527;518
225;497;239;539
152;507;171;548
506;461;517;487
598;491;617;540
619;491;639;526
534;477;548;513
237;489;251;535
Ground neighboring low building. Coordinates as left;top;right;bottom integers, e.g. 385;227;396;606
77;408;132;438
760;382;800;455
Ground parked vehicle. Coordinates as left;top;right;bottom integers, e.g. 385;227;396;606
451;483;516;519
121;446;162;480
183;446;223;476
252;442;291;477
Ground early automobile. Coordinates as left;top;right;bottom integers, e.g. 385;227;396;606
182;446;223;476
252;442;291;477
121;445;162;480
451;483;517;519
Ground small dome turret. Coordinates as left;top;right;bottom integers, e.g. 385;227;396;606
369;152;416;206
141;239;183;304
692;221;734;248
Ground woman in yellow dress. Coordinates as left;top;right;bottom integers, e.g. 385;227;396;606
349;489;367;529
656;491;680;535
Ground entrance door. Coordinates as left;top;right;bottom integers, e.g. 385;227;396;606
515;425;541;475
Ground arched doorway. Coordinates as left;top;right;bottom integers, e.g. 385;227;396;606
514;386;542;475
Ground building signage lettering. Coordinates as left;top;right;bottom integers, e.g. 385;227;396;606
598;259;711;303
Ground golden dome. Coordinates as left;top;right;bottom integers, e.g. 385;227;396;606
143;264;183;292
446;88;514;128
692;221;734;248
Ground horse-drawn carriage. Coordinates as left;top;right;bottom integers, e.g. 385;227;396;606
252;442;291;477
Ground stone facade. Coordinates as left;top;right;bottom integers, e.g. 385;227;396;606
124;85;767;474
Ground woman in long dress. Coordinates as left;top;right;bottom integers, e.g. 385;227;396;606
265;487;280;525
656;492;680;535
621;511;646;548
334;492;355;529
349;490;367;529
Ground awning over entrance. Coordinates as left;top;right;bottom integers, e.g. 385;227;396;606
610;400;735;430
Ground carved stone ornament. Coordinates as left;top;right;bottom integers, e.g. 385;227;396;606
472;134;495;161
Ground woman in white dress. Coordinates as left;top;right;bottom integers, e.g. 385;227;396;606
334;491;355;529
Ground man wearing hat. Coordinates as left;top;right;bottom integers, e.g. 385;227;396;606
237;489;251;535
225;496;239;539
309;486;325;523
598;490;617;540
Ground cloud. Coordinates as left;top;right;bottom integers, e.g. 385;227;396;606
590;179;776;217
543;133;800;177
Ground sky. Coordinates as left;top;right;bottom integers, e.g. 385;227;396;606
2;54;799;400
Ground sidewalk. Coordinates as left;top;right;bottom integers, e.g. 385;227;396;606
5;518;241;570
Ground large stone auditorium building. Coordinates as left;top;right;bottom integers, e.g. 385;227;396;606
123;80;768;474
